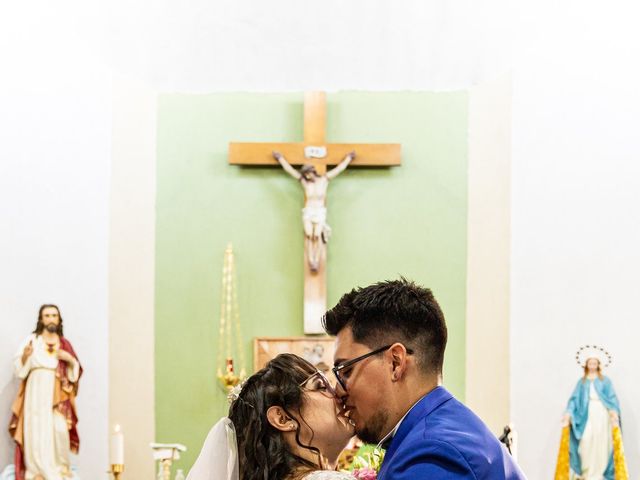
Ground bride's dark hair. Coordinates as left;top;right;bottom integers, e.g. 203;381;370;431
228;353;324;480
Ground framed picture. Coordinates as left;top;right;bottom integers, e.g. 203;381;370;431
253;336;336;373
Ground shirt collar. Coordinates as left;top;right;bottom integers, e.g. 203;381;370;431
376;391;430;450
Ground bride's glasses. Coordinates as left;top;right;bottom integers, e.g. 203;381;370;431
299;370;337;398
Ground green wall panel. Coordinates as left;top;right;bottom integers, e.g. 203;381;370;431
155;92;468;469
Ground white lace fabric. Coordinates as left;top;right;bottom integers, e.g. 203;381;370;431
303;471;354;480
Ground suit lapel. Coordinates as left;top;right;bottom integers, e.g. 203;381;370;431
378;387;453;479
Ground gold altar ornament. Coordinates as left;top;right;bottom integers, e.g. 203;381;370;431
216;243;246;391
110;463;124;480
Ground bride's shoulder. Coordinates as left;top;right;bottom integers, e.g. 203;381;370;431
303;471;354;480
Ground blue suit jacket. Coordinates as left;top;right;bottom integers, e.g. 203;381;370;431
377;387;526;479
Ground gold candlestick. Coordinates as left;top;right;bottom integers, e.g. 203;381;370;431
216;244;246;391
111;464;124;480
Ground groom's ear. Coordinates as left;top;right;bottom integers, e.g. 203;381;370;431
266;406;297;432
389;343;409;382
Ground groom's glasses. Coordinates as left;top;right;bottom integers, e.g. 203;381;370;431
332;344;414;392
299;370;337;398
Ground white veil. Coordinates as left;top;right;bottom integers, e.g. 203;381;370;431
186;417;240;480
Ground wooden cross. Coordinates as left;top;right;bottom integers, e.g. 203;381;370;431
229;92;401;334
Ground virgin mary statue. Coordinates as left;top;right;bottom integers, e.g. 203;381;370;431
554;345;628;480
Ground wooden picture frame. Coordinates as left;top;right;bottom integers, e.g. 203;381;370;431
253;336;336;372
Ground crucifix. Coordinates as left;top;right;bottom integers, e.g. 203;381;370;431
229;92;401;334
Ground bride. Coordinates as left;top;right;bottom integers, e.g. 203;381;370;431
187;354;356;480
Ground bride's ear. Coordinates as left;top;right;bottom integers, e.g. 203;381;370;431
266;406;297;432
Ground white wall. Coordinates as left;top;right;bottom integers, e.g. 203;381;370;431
101;0;512;92
511;1;640;477
109;75;157;480
466;75;512;436
0;2;112;477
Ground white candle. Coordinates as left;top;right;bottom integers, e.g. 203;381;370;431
110;424;124;465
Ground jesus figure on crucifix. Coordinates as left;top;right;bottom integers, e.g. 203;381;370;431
273;150;355;272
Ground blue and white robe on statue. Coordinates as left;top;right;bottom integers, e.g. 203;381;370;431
565;376;620;480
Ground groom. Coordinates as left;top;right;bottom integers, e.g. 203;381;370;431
323;279;526;479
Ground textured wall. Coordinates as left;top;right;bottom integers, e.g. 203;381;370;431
154;91;469;469
466;75;512;435
108;75;158;480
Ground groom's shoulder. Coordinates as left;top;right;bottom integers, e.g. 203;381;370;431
396;394;524;478
412;392;491;444
427;393;485;428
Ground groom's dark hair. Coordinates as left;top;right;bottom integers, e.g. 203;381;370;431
322;278;448;375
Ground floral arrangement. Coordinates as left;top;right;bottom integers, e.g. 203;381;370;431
351;447;384;480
